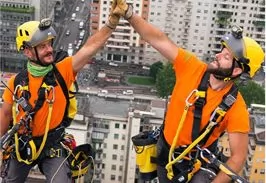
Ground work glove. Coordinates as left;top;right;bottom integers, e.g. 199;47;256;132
113;0;133;20
106;0;120;29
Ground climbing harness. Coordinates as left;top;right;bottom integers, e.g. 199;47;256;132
165;72;238;182
12;79;55;164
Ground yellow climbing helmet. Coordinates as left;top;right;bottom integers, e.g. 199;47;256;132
16;18;56;51
221;26;265;78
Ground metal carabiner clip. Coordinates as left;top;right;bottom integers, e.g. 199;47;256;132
185;89;199;106
200;148;216;164
45;86;55;104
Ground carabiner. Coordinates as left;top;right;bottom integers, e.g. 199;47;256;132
200;148;216;164
45;86;55;103
185;89;199;106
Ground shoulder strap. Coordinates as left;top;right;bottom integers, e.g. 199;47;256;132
14;70;57;119
199;83;238;146
52;63;69;120
14;69;30;101
192;72;210;141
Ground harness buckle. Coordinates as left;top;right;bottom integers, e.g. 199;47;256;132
49;148;62;158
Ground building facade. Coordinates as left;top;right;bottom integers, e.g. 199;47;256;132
0;0;61;72
90;0;265;65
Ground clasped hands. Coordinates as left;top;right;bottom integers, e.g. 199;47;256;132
106;0;133;29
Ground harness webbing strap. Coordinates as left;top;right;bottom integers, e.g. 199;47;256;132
14;70;57;119
199;84;238;146
52;63;69;124
192;72;210;141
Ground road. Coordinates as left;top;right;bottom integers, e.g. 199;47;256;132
55;0;90;54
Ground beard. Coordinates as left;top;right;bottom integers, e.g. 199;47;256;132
207;60;234;78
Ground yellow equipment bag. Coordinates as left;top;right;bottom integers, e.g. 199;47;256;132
132;131;158;181
68;83;78;120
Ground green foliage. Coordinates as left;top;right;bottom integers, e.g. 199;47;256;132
150;61;163;80
238;80;265;106
127;76;155;85
155;62;175;98
0;6;35;13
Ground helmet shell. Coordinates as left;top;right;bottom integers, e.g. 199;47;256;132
16;20;56;51
221;33;265;78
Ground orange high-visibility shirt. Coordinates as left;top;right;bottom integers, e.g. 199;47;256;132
3;57;76;137
164;48;249;148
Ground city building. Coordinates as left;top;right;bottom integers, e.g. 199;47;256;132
91;0;265;65
244;104;265;183
0;0;62;72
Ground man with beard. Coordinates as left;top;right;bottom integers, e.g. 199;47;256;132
111;1;264;183
0;5;120;183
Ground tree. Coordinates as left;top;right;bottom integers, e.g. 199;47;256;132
238;80;265;106
150;61;163;80
155;62;175;98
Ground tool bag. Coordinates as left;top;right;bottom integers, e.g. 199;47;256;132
131;131;158;181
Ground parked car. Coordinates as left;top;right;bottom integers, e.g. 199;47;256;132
71;13;76;21
65;29;70;36
67;48;74;56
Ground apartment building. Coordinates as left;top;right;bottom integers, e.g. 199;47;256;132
219;104;265;183
0;0;34;72
90;0;149;64
244;104;265;182
0;0;61;72
91;0;265;65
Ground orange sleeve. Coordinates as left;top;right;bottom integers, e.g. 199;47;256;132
173;48;207;79
55;56;76;88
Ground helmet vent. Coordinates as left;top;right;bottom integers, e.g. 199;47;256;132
19;29;23;36
25;30;29;36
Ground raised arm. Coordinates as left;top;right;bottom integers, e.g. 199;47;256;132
72;1;120;73
72;26;114;73
113;0;178;62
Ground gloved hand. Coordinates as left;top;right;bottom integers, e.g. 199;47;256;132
113;0;133;20
106;0;120;29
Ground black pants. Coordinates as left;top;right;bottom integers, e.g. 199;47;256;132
2;155;72;183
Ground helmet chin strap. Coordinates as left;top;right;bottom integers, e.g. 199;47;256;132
213;60;236;82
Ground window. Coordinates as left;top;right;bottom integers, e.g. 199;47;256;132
113;144;118;149
111;175;115;180
102;164;105;169
123;124;126;129
121;145;124;150
112;154;117;160
114;134;119;139
111;165;116;170
118;176;122;181
122;135;125;140
115;123;119;128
